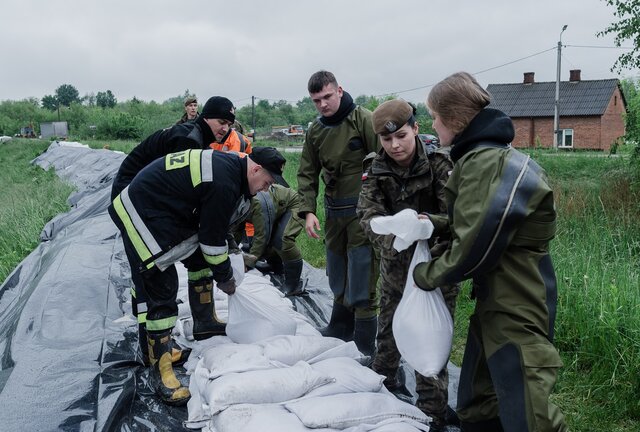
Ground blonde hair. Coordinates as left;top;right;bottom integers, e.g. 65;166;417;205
427;72;491;135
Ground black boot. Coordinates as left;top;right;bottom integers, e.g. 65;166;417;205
147;330;190;406
320;302;355;341
282;259;305;296
139;324;191;367
353;316;377;358
381;367;414;403
188;276;226;340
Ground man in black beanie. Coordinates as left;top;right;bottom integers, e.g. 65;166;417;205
110;95;241;370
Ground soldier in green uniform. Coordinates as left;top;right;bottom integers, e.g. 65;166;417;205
297;70;380;357
416;72;567;432
242;184;306;296
357;99;458;431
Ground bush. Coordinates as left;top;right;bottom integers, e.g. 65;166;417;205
96;111;143;140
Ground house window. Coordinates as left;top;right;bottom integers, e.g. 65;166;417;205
559;129;573;148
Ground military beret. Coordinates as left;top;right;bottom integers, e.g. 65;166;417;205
184;95;197;106
372;99;414;135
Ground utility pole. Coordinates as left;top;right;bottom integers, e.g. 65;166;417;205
553;24;568;149
251;96;256;141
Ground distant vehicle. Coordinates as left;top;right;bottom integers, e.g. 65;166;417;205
16;125;36;138
418;133;440;154
270;124;304;140
40;121;69;139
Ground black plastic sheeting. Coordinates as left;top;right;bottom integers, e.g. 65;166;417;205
0;142;458;431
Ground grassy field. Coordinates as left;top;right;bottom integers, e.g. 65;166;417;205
1;138;639;430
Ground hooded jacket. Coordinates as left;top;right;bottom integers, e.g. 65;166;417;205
413;109;557;316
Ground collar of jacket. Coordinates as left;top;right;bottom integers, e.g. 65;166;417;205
318;91;356;126
449;108;514;163
370;137;430;179
195;116;217;145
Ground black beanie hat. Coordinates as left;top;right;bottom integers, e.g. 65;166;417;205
201;96;236;123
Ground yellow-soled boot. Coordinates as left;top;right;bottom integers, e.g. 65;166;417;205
148;330;190;406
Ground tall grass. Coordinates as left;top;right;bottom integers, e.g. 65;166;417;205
0;139;73;281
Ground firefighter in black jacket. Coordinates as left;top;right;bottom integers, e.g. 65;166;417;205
109;146;287;405
111;96;245;366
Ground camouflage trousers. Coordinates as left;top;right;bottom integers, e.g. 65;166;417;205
372;247;459;426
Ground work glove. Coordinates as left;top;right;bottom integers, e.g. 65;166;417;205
217;277;236;295
243;253;258;269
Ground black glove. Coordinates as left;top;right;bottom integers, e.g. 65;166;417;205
217;277;236;295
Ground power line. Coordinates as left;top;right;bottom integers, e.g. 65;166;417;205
375;46;556;97
565;44;634;49
472;46;556;75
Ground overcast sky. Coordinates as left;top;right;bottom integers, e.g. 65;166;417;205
1;0;638;107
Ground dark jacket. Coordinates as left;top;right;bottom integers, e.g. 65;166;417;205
110;149;250;283
111;117;214;199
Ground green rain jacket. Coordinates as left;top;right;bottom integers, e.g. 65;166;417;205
297;104;379;217
247;184;303;258
413;109;557;300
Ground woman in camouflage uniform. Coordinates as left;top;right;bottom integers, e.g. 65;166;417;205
357;99;458;431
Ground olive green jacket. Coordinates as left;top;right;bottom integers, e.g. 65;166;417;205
247;184;302;257
413;145;557;293
297;105;379;216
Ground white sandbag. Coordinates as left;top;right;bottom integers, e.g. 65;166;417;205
226;285;297;343
305;357;384;397
393;240;453;377
343;417;430;431
307;340;364;363
258;335;345;365
210;404;339;432
285;392;427;429
199;343;273;379
370;209;434;251
203;361;333;414
230;252;246;285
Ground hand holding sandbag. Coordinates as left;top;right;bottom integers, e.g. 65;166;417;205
217;277;236;295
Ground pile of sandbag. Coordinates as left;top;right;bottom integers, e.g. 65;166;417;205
170;263;432;431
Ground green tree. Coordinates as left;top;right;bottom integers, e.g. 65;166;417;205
42;95;58;111
96;90;117;108
55;84;80;107
599;0;640;71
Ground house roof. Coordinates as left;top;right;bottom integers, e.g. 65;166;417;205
487;79;622;118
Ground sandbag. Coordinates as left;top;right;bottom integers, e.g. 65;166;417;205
285;392;428;429
199;343;272;379
210;404;339;432
226;285;297;343
257;335;345;365
305;357;384;397
202;361;332;414
392;240;453;377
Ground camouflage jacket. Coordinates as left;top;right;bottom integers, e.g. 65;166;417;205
357;138;453;259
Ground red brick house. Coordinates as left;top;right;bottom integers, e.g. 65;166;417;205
487;70;626;151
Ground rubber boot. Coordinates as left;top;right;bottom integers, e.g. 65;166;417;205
281;259;305;296
147;330;190;406
382;367;414;403
139;324;190;367
353;316;378;358
320;302;355;341
188;276;226;340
